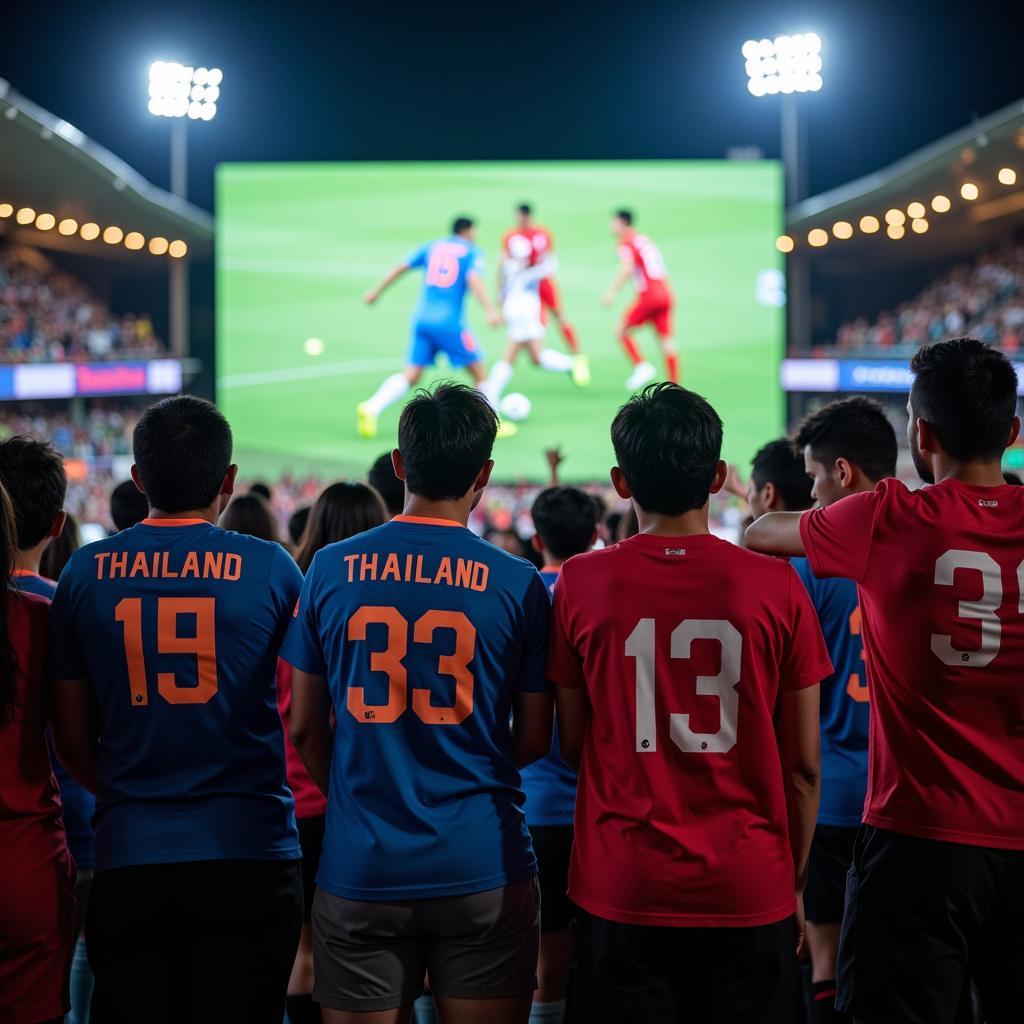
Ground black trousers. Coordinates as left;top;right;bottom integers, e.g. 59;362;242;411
86;858;303;1024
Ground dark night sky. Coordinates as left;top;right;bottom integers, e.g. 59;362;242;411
2;0;1023;213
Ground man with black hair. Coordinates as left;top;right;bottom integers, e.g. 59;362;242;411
549;382;830;1023
284;382;553;1024
788;397;897;1024
602;210;678;389
359;217;504;439
522;486;599;1024
110;478;150;533
748;437;814;518
368;451;406;517
502;203;582;355
50;395;304;1024
746;338;1024;1024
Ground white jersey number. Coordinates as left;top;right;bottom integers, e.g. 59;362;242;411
626;618;741;754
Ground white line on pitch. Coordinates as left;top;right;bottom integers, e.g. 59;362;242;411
218;358;399;389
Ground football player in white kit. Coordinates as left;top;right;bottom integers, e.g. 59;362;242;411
483;236;590;409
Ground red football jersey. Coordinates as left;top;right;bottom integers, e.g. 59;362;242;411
618;231;670;295
275;659;328;821
502;226;553;265
801;478;1024;850
548;533;831;927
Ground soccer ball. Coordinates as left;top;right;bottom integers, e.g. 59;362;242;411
500;392;532;422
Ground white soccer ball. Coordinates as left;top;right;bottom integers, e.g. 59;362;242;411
303;337;325;357
500;392;532;422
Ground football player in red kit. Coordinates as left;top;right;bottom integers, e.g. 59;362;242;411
602;210;678;389
502;204;580;355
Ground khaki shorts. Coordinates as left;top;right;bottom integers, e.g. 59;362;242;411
312;875;540;1012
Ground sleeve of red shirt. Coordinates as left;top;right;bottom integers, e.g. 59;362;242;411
780;565;834;690
546;566;585;690
798;485;888;584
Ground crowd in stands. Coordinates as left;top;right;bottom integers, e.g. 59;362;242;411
823;243;1024;355
0;244;165;362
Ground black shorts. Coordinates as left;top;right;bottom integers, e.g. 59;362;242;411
529;824;574;933
298;815;326;920
573;907;796;1023
838;825;1024;1024
804;825;857;924
86;859;303;1024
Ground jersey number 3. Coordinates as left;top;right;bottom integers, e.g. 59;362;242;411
626;618;741;754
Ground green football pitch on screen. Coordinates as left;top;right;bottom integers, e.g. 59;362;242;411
216;161;784;483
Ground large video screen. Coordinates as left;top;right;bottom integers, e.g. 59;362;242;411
217;161;784;482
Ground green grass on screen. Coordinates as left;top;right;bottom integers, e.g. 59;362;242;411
216;161;784;483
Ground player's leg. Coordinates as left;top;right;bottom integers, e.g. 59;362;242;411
358;326;433;438
619;301;656;391
188;858;303;1024
482;342;520;408
312;888;423;1024
653;304;679;384
540;278;580;354
528;826;574;1024
288;814;327;1024
532;340;577;375
425;876;539;1024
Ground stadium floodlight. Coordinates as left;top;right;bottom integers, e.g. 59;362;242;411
742;33;822;97
148;61;221;120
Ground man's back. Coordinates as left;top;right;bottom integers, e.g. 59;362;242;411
50;518;302;870
408;237;483;327
801;477;1024;848
548;533;831;925
282;515;550;901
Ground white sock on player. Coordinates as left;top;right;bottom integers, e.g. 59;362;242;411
483;359;514;407
538;348;574;373
363;373;410;415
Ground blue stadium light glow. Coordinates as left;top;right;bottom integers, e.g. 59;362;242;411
148;61;221;120
742;33;823;97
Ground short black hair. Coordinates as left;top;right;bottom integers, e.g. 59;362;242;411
368;452;405;516
110;479;149;532
0;435;67;550
398;382;498;501
751;438;813;511
795;397;898;483
133;396;233;513
249;481;272;502
287;505;311;546
452;216;474;235
517;203;532;216
614;209;634;225
910;338;1018;462
532;487;599;560
611;382;722;516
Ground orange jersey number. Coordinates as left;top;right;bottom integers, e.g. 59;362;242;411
115;597;218;706
846;605;869;703
347;605;476;725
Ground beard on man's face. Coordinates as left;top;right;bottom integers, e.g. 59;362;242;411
910;441;934;484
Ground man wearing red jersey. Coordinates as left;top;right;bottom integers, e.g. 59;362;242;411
746;337;1024;1024
602;209;678;389
502;204;580;355
548;382;830;1022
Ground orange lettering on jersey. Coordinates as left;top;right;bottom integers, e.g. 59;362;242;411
414;555;431;584
203;551;224;579
94;552;111;579
434;557;453;586
111;551;128;577
404;554;414;581
224;554;242;581
454;558;473;589
471;562;489;592
160;552;179;578
360;553;378;581
344;554;359;582
129;551;151;578
181;551;201;578
381;553;401;582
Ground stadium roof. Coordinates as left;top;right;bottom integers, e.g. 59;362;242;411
786;97;1024;268
0;79;213;262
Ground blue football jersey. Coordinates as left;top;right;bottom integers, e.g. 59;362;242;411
281;514;550;901
13;571;97;870
406;237;485;330
792;556;869;826
520;567;577;827
49;519;302;871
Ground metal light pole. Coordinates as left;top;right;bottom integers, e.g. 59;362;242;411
147;61;222;356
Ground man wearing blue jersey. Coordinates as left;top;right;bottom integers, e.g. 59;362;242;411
358;217;503;440
50;396;304;1024
791;397;897;1024
284;382;553;1024
525;486;599;1024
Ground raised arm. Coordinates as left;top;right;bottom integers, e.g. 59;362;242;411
289;669;333;796
51;678;99;792
744;511;806;557
467;270;502;327
364;262;411;305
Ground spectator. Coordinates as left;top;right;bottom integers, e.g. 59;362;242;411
287;506;311;551
41;510;81;581
368;452;405;517
221;492;280;543
109;480;149;533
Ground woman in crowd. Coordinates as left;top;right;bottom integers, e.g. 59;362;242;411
0;480;76;1024
220;491;280;543
278;480;388;1024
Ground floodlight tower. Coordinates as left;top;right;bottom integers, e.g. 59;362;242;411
146;61;222;355
742;33;822;205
